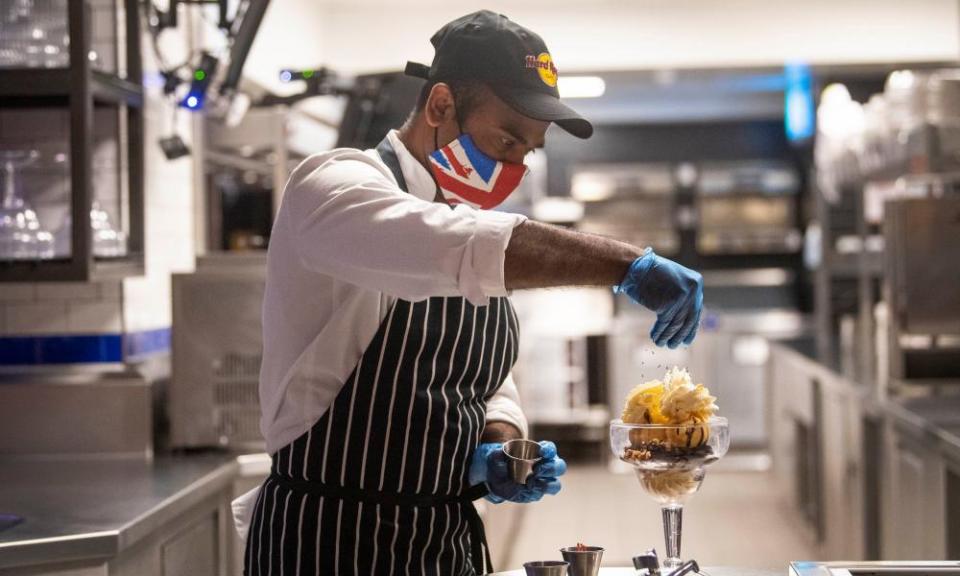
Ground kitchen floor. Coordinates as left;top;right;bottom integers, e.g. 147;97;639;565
487;455;819;571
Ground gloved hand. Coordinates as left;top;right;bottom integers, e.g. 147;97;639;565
614;247;704;349
468;441;567;504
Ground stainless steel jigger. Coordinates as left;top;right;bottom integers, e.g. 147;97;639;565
559;546;604;576
503;439;542;484
523;560;569;576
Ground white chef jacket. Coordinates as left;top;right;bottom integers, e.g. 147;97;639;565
233;130;531;540
258;129;529;456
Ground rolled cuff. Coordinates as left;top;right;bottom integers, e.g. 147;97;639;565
484;408;528;439
484;372;529;438
457;209;527;306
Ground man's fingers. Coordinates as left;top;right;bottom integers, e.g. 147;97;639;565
537;441;557;459
489;453;509;479
650;316;671;345
678;306;702;347
658;308;690;348
526;477;562;496
534;457;567;479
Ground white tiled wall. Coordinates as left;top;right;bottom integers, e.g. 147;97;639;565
0;285;36;303
121;24;197;335
0;284;122;336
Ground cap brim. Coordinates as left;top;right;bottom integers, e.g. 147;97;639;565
491;85;594;139
405;61;431;79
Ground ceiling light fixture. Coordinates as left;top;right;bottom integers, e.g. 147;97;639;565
558;76;606;99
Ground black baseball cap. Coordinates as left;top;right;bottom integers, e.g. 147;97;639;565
405;10;594;139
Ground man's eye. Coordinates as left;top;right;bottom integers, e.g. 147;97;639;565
500;137;515;148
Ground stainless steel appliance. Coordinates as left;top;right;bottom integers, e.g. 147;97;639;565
571;163;679;255
696;160;802;255
0;372;152;456
169;253;266;450
883;196;960;381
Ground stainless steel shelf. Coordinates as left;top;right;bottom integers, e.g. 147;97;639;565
0;69;143;107
0;254;144;283
822;251;884;278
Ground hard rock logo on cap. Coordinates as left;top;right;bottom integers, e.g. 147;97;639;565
525;52;558;87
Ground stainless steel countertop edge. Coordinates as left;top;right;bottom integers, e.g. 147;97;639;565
0;456;241;570
115;458;241;551
0;530;118;569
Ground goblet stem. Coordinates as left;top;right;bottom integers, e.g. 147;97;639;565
661;503;683;569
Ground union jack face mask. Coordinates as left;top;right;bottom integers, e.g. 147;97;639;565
428;134;528;210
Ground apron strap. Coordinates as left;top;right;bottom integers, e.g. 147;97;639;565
375;135;409;192
269;472;495;574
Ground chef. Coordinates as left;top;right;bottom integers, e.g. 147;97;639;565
237;9;703;576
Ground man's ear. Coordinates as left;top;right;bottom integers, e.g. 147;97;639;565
424;83;457;128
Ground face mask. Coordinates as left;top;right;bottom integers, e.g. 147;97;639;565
428;133;528;210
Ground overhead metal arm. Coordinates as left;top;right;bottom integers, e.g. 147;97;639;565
220;0;271;96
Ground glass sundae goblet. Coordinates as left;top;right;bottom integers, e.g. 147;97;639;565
610;417;729;570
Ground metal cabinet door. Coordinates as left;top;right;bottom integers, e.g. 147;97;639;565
162;514;220;576
770;348;803;498
947;464;960;559
884;426;946;560
821;383;857;559
705;332;769;448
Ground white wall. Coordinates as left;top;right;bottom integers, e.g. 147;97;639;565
243;0;327;96
121;21;199;336
305;0;959;74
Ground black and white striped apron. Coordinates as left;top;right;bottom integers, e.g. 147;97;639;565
244;137;519;576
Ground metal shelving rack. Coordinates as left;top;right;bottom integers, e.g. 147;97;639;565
0;0;144;282
816;119;960;389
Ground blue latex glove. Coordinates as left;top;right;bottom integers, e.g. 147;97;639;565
614;248;704;349
468;441;567;504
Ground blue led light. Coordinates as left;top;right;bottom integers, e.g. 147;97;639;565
181;92;204;110
279;70;293;83
785;63;815;142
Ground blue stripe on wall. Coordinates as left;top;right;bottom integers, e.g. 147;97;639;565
0;328;171;365
123;328;172;359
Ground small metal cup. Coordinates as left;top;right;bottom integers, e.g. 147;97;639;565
503;439;542;485
523;560;569;576
559;546;604;576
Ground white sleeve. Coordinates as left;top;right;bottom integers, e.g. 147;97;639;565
285;150;526;306
485;372;528;438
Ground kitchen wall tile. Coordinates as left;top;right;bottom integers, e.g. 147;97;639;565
67;301;122;334
99;281;122;302
6;302;68;335
0;285;35;302
35;282;100;301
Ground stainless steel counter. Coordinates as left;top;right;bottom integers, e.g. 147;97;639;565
769;338;960;560
771;339;960;456
885;395;960;462
489;567;780;576
775;336;844;379
0;453;239;569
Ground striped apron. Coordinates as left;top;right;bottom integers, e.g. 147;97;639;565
243;137;519;576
